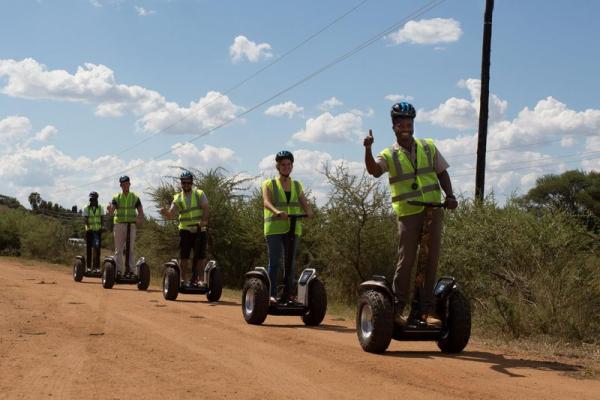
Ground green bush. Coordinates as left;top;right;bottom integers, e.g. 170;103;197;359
441;197;600;343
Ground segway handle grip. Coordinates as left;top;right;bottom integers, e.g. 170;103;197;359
407;200;446;208
287;214;308;219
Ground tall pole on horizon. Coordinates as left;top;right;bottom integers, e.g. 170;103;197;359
475;0;494;202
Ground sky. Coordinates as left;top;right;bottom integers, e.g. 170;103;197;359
1;0;599;214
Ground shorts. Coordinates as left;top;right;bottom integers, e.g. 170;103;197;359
179;229;207;260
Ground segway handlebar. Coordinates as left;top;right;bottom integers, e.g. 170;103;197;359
407;200;446;208
286;214;308;219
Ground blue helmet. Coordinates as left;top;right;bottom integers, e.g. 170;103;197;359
119;175;130;183
89;191;99;200
275;150;294;163
391;102;416;119
180;171;193;181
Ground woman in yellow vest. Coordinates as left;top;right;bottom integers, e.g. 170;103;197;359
160;171;209;287
262;150;314;303
83;191;104;270
363;102;458;327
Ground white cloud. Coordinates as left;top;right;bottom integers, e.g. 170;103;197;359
137;91;244;135
264;101;304;118
293;112;363;143
90;0;102;7
385;94;414;103
229;35;273;63
318;97;343;111
0;115;57;148
490;96;600;147
0;137;237;213
0;58;244;135
418;78;507;130
134;6;156;17
135;6;156;16
387;18;462;45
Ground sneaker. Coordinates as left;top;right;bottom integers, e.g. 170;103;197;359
269;296;277;305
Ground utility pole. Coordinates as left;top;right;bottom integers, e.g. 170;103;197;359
475;0;494;202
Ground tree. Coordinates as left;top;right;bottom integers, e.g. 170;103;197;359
313;163;398;303
28;192;41;210
521;170;600;231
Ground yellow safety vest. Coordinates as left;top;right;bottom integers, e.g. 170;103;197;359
380;138;442;217
173;189;205;231
263;178;303;236
112;192;139;223
84;205;103;231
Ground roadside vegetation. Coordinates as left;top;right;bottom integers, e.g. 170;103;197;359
1;169;599;346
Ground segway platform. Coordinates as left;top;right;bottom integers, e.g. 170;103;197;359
101;256;151;290
242;267;327;325
162;259;222;301
73;255;102;282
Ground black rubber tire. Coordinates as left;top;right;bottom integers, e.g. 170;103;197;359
356;290;394;353
206;267;223;302
242;278;269;325
73;259;84;282
102;261;115;289
437;290;471;353
302;278;327;326
137;262;150;291
162;267;179;301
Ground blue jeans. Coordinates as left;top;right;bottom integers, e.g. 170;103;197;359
266;234;300;298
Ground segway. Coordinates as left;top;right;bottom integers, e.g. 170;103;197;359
73;233;102;282
356;201;471;354
242;214;327;326
73;255;102;282
162;259;222;302
102;222;150;290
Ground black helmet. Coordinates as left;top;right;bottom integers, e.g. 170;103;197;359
180;171;193;182
391;102;416;119
89;191;99;200
275;150;294;163
119;175;130;183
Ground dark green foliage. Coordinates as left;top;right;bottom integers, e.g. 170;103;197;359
521;170;600;231
441;196;600;343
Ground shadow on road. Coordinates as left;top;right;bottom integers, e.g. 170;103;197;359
262;323;355;334
384;350;583;377
175;299;240;307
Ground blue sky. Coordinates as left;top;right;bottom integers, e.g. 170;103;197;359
1;0;599;212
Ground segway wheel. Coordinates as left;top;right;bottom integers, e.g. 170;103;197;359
242;278;269;325
163;267;179;301
302;278;327;326
137;262;151;291
73;258;84;282
206;267;223;302
102;261;116;289
356;290;393;353
437;290;471;353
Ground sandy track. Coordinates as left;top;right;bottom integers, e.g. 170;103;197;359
0;258;598;399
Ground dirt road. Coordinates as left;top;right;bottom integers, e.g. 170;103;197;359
1;258;598;399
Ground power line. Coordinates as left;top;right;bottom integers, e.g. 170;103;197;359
452;152;600;178
113;0;371;158
445;137;563;159
451;149;600;174
55;0;447;195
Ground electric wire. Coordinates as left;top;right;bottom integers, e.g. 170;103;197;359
114;0;371;158
53;0;448;195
